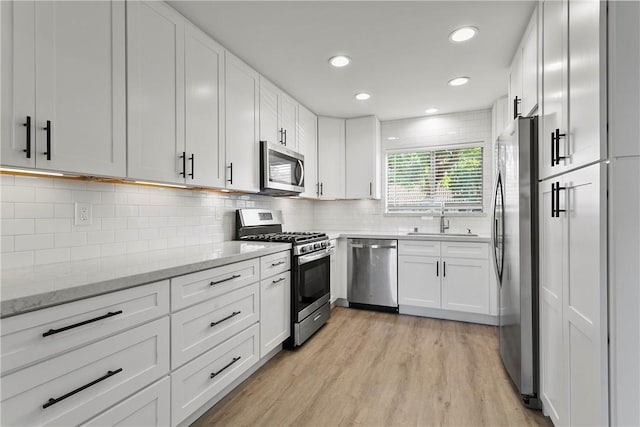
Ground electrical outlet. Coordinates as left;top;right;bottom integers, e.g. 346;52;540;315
75;203;92;226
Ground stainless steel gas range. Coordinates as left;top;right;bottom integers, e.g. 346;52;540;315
235;209;331;347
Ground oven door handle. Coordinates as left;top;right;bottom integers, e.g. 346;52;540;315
298;250;331;265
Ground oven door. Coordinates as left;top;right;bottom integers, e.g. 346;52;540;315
294;249;331;322
260;141;305;195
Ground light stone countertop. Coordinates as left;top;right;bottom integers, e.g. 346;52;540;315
325;230;491;243
0;241;291;318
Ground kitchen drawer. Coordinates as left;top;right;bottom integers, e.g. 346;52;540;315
260;250;290;279
171;258;260;311
171;282;260;369
82;377;170;427
399;240;441;257
441;242;488;259
1;280;170;374
171;323;259;426
1;317;170;427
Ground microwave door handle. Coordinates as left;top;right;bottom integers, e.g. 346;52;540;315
297;159;304;186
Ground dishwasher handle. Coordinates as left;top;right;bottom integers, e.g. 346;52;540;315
349;242;397;250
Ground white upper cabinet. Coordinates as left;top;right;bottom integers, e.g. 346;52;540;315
297;104;318;198
317;117;346;199
508;6;538;120
127;0;185;184
259;77;298;151
225;52;260;193
345;116;381;199
1;0;126;177
540;0;606;179
184;22;226;188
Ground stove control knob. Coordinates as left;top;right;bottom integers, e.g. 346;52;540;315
320;241;327;248
314;243;320;249
300;246;307;254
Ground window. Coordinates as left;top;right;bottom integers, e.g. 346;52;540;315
386;144;484;214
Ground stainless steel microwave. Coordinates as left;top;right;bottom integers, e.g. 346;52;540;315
260;141;304;196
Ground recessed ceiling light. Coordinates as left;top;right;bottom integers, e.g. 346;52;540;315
449;27;478;43
355;92;371;101
448;77;470;87
425;108;439;114
329;55;350;67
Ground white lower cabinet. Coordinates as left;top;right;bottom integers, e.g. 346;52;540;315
398;240;492;322
259;272;291;358
82;377;170;427
171;323;260;426
1;317;170;427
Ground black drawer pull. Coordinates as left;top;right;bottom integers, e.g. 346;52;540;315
436;261;439;277
179;152;186;177
210;356;241;379
210;274;241;286
43;368;123;409
42;310;123;337
189;153;194;179
227;162;233;184
43;120;51;160
272;277;286;284
23;116;31;158
443;261;446;278
210;311;241;327
271;261;286;267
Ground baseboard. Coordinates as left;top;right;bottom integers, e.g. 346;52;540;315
399;305;499;326
178;344;283;427
331;297;349;309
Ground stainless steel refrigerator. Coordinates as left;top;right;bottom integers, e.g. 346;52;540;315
491;116;540;409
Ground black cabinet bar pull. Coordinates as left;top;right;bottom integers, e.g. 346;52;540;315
554;129;567;165
42;310;123;337
550;132;555;167
513;96;521;119
369;182;372;196
551;182;556;217
443;261;446;278
316;182;319;196
279;128;283;144
210;356;241;379
320;182;323;196
227;162;233;184
283;129;287;146
179;152;186;177
436;261;439;277
210;274;241;286
271;261;286;267
272;277;286;284
210;311;241;327
554;181;566;217
23;116;31;158
43;368;123;409
43;120;51;160
189;154;194;179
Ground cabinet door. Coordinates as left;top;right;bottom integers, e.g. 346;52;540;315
184;23;225;188
259;77;280;145
567;0;606;169
398;255;440;308
1;1;36;168
298;104;318;198
522;10;538;116
279;93;298;151
441;257;489;314
317;116;345;199
540;0;568;180
345;116;381;199
563;163;608;426
127;1;185;184
34;1;126;177
509;47;523;120
225;52;260;192
539;180;567;425
260;272;290;358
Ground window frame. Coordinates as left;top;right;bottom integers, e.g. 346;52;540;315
384;141;485;217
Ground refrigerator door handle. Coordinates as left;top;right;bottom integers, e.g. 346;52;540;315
491;173;504;285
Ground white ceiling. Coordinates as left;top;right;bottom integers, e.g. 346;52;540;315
168;1;536;121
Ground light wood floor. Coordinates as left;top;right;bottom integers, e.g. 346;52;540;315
193;307;550;427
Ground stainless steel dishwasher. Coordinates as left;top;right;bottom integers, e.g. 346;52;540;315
347;239;398;312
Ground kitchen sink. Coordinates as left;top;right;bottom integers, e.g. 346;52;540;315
406;232;478;237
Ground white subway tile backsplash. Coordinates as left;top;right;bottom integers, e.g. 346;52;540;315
87;231;115;245
15;234;54;251
35;248;70;265
71;219;102;232
2;202;14;218
2;251;34;268
100;242;127;257
72;190;102;204
14;203;54;219
35;218;71;234
115;205;138;217
102;192;128;204
1;186;35;202
0;175;15;185
55;232;88;248
14;175;53;187
2;219;35;235
1;236;15;253
101;217;127;230
93;205;115;218
54;204;74;218
126;240;148;254
115;229;139;242
35;187;72;203
71;245;101;261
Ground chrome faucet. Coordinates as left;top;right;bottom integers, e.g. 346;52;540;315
439;202;450;233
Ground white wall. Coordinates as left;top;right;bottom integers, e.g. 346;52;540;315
0;175;314;268
314;109;494;235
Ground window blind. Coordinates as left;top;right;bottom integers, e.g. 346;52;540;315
386;145;483;213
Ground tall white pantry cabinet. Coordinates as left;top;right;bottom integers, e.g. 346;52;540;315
536;0;636;426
